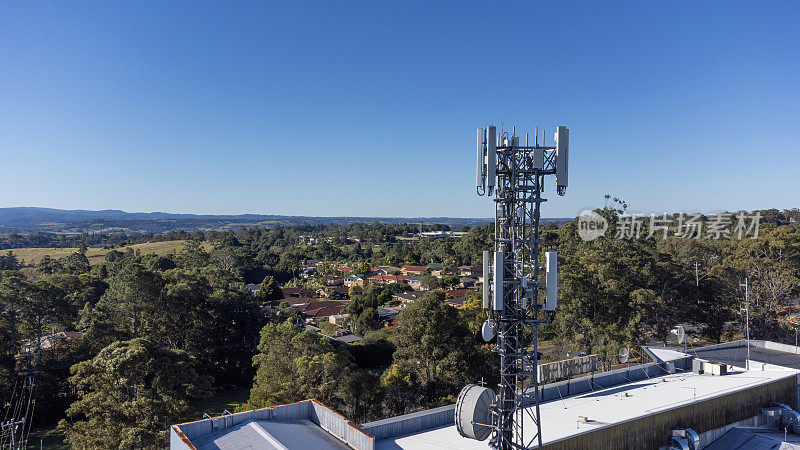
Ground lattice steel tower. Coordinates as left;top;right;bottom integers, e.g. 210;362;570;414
455;124;569;450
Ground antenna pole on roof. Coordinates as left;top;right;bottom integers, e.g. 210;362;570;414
740;277;750;369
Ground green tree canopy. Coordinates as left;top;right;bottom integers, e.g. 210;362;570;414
59;338;211;449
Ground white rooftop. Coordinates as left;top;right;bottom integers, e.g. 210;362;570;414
192;419;350;450
375;368;799;449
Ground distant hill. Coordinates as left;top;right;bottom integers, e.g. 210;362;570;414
0;207;564;235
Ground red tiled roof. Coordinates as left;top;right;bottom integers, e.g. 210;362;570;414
282;296;317;306
445;289;470;298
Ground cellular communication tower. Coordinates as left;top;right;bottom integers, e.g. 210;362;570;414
455;124;569;450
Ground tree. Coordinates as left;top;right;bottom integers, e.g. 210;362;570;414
335;370;382;424
0;251;20;271
353;261;371;274
99;262;161;338
392;291;472;401
352;307;383;336
257;275;283;301
420;274;439;290
58;338;211;448
243;319;346;410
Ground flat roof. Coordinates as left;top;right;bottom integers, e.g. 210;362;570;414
375;369;798;449
705;426;800;449
690;344;800;370
192;419;351;450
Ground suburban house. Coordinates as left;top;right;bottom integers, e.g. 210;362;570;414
343;274;368;288
458;265;483;277
444;288;471;306
458;277;477;288
328;314;349;326
281;287;317;298
367;274;409;286
298;300;349;320
318;286;356;300
401;265;428;276
375;265;402;275
391;290;426;305
275;296;317;307
426;263;453;277
377;307;400;325
322;276;344;286
408;275;424;290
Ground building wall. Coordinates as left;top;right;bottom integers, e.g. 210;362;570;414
360;405;455;440
542;375;797;450
172;399;375;450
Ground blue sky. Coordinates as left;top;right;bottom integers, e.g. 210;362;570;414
1;1;798;218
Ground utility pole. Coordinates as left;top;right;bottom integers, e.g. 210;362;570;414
740;278;750;370
695;261;699;287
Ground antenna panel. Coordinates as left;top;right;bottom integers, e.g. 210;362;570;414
493;251;504;312
555;126;569;195
486;126;496;190
533;147;544;170
477;128;485;189
482;250;490;309
544;251;557;311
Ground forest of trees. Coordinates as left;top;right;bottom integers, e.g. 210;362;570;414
1;207;799;447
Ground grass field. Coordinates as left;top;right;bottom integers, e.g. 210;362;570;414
27;427;68;450
4;240;213;267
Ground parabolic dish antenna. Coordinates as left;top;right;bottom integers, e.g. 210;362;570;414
481;320;496;342
455;384;495;441
618;347;630;364
671;326;686;344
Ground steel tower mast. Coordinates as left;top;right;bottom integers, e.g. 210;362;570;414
457;125;568;450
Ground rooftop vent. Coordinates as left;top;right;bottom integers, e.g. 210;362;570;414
670;429;700;450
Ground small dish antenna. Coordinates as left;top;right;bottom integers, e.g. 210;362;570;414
481;320;496;342
618;347;630;364
671;326;686;344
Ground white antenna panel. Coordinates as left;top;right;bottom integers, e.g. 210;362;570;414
544;251;557;311
533;147;543;170
493;251;504;312
482;250;490;309
476;128;485;189
486;126;496;190
555;126;569;195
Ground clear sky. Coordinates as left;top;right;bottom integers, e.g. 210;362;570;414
1;1;798;219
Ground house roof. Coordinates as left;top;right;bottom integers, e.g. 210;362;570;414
278;296;317;306
298;300;349;318
344;274;367;280
444;289;470;298
368;274;409;282
334;334;363;344
282;287;316;297
392;291;426;302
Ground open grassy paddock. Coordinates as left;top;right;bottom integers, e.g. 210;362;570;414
4;240;213;267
